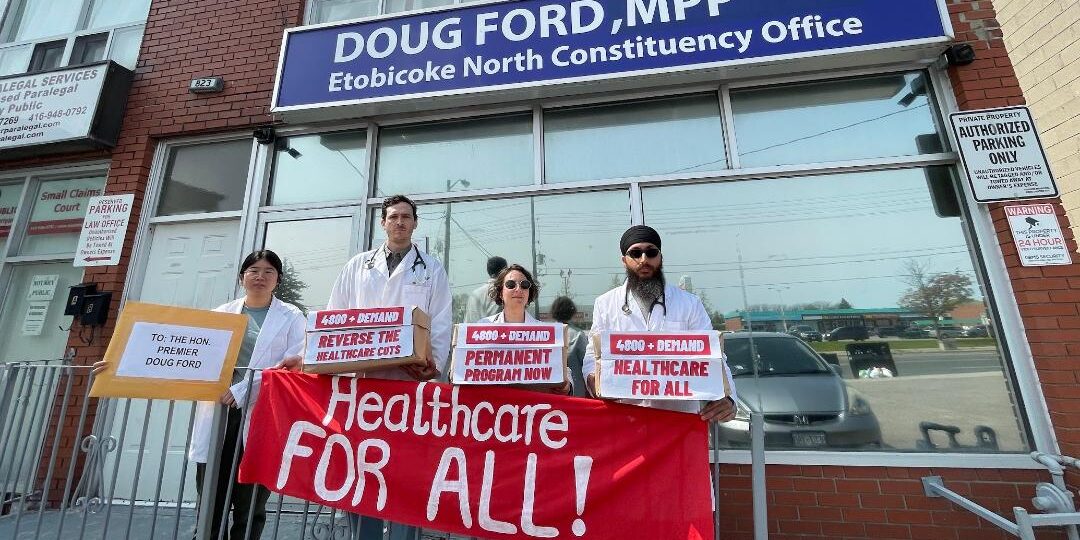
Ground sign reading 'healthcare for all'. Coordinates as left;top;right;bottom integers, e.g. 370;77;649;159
74;193;134;267
950;106;1058;202
274;0;949;110
596;331;730;400
1005;204;1073;266
0;64;108;150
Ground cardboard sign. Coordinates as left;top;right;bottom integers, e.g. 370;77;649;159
302;306;431;375
950;106;1058;202
595;331;730;401
90;302;247;401
1005;204;1073;266
450;323;566;385
238;372;715;540
74;193;134;267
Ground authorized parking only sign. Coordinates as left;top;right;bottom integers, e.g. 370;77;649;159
1005;204;1072;266
950;106;1057;202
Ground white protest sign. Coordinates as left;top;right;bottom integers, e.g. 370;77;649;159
451;323;566;385
115;322;234;381
21;301;50;336
74;193;134;267
597;331;729;400
950;106;1057;202
26;274;59;301
1005;204;1073;266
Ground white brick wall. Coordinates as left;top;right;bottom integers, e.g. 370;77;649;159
996;0;1080;243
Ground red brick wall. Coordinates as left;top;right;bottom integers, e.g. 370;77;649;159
23;0;1080;537
34;0;306;505
948;0;1080;482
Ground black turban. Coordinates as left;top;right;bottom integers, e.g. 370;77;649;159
620;225;662;255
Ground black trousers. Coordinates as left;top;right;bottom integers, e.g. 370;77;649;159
194;407;271;540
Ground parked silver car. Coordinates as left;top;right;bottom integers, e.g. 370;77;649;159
717;332;883;449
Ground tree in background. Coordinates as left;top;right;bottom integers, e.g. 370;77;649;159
897;260;973;337
837;298;853;309
275;260;308;314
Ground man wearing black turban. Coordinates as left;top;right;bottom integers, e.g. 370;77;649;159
582;225;736;421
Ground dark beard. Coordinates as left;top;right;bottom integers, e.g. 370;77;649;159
626;267;665;304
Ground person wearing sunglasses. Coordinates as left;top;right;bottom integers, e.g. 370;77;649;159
582;225;737;421
473;263;571;395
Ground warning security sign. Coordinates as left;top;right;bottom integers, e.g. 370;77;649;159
950;106;1057;202
1005;204;1072;267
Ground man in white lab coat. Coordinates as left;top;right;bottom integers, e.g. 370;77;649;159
584;225;736;421
302;194;452;539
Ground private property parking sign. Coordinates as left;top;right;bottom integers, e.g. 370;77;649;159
950;106;1058;202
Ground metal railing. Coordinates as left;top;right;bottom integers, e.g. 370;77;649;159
1;361;753;540
922;452;1080;540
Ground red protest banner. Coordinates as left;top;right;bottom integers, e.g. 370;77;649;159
239;371;714;540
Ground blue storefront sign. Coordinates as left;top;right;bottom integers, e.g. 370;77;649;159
273;0;951;111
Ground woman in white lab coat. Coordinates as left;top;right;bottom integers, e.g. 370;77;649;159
475;263;570;395
97;250;305;540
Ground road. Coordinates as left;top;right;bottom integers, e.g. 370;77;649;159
832;348;1003;378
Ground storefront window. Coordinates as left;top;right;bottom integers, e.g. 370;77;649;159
263;218;354;312
544;94;726;183
642;169;1027;452
385;0;456;13
731;73;944;167
86;0;152;30
0;263;85;362
310;0;380;23
0;182;21;240
270;131;367;206
157;139;252;216
17;176;105;256
1;0;83;42
370;190;630;324
376;114;533;196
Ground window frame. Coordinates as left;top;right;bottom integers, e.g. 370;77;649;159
0;0;146;75
127;63;1055;469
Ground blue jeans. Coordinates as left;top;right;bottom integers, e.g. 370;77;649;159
346;513;419;540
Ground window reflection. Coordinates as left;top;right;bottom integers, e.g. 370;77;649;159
643;169;1027;452
157;140;251;216
544;94;726;182
731;73;943;167
270;131;367;206
370;190;629;324
375;114;533;196
264;218;354;313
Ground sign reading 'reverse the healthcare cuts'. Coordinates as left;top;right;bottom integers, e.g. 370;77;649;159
597;331;730;400
0;64;108;150
274;0;950;110
950;106;1058;202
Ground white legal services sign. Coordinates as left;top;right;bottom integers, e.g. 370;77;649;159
950;106;1058;202
115;322;234;382
1005;204;1073;266
75;194;134;267
0;64;108;150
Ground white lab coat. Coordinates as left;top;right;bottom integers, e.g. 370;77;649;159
189;296;306;463
327;243;453;379
583;282;736;413
464;279;499;322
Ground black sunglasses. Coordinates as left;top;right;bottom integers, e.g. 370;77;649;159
625;247;660;260
504;279;532;290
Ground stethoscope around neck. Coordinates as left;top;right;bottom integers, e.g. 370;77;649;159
622;286;667;317
364;243;428;275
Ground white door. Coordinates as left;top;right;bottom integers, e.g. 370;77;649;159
104;220;239;503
